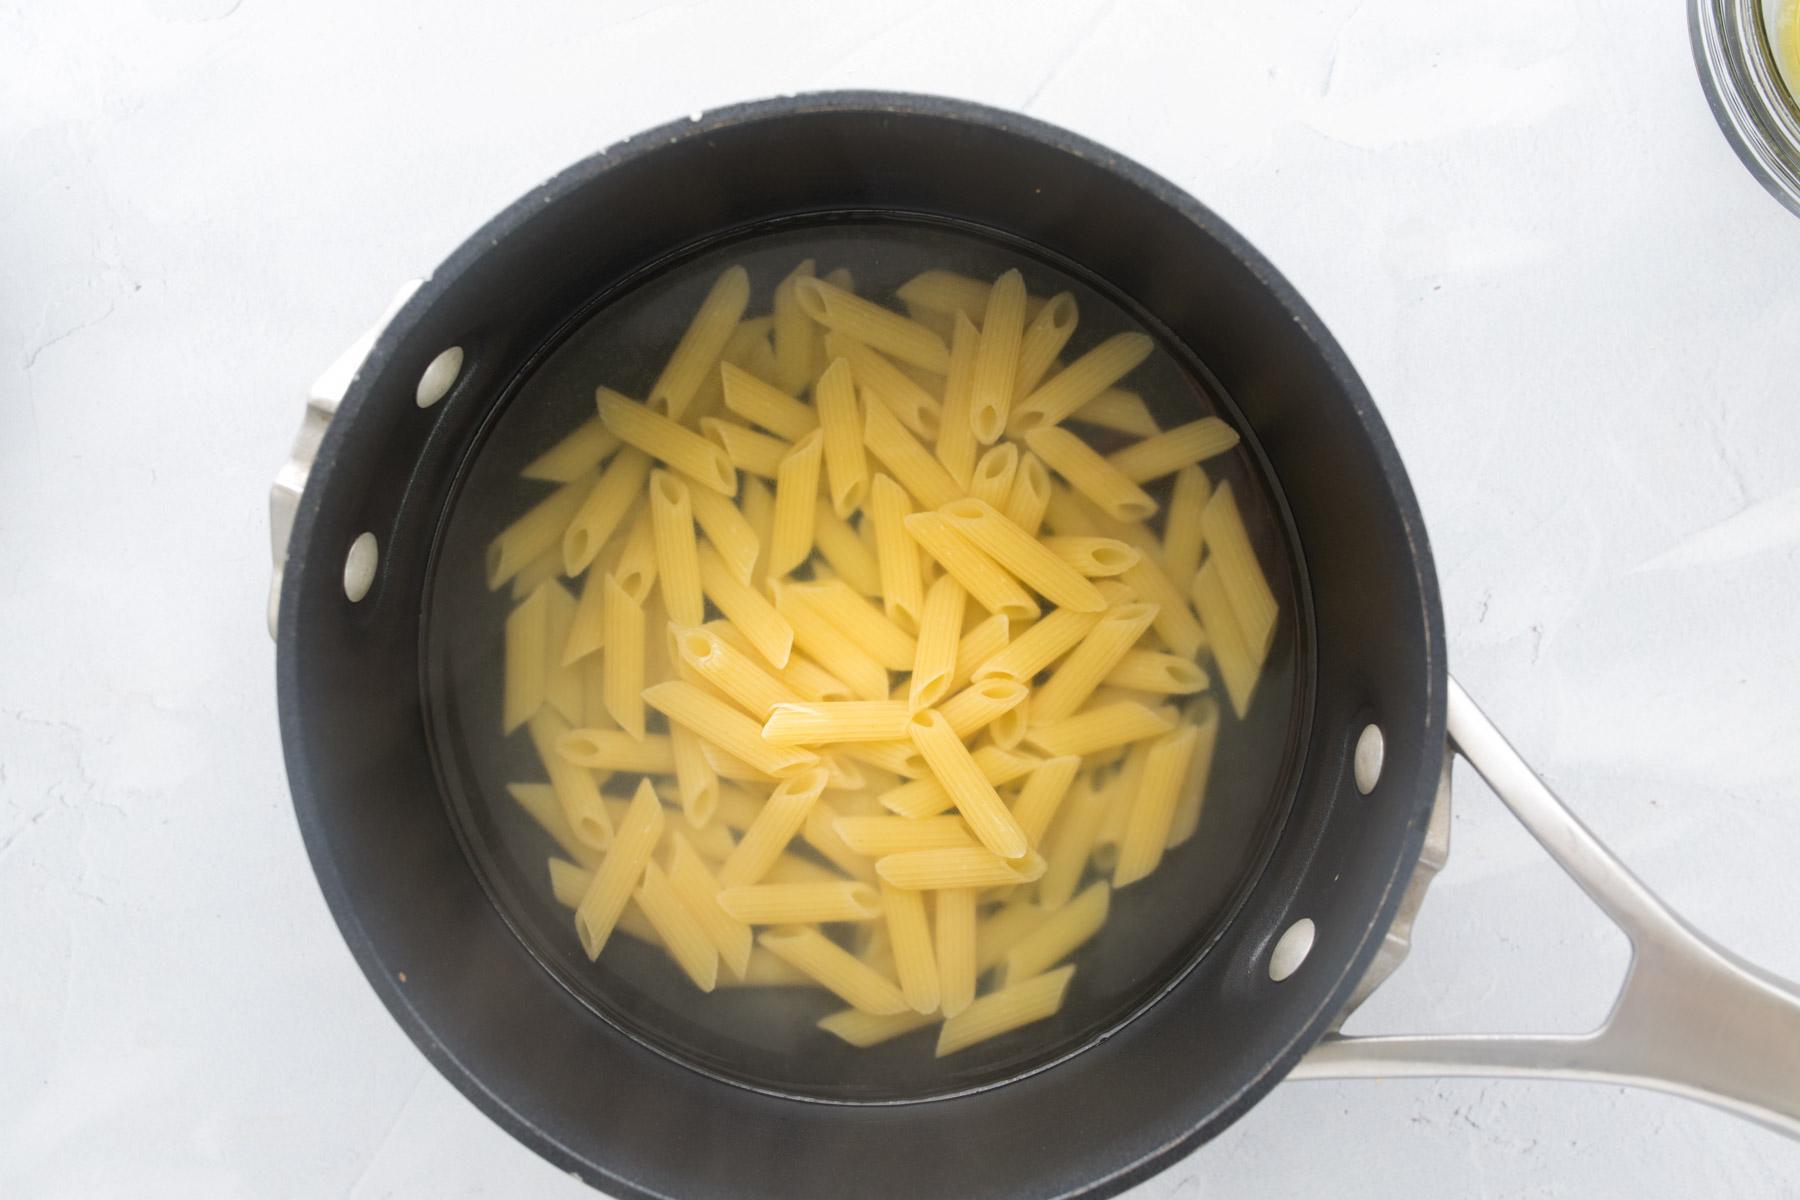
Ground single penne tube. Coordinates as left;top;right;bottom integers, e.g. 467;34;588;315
610;505;659;604
721;360;819;441
674;624;798;720
938;497;1106;612
578;657;610;739
834;739;927;779
969;443;1020;509
522;415;621;483
508;543;565;602
827;333;942;440
528;709;613;850
1107;416;1240;483
814;357;868;516
714;767;829;887
664;803;735;861
976;904;1050;975
538;581;583;724
648;471;705;628
760;927;908;1015
904;511;1039;623
1040;536;1139;578
936;964;1072;1057
908;573;966;711
648;265;750;421
772;583;890;701
1191;560;1260;718
667;832;754;979
669;722;719;828
1201;481;1279;662
557;728;675;774
598;574;646;739
644;681;822;778
635;862;720;991
572;779;665;960
1167;698;1221;848
1070;387;1160;437
868;474;926;633
803;803;879;885
1120;555;1207;659
1024;426;1156;523
937;678;1029;740
739;474;777;589
881;882;941;1013
762;700;913;744
877;744;1040;819
1038;773;1108;909
1162;465;1211;588
771;259;818;394
562;448;652;574
716;880;885;924
895;269;992;319
1009;330;1154;434
777;651;855;703
686;479;760;583
701;416;791;479
790;578;918;671
1026;699;1176;758
597;388;736;496
720;947;815;987
935;887;978;1017
969;268;1026;443
1114;725;1201;886
862;390;963;510
487;471;594;589
697;545;793;668
948;613;1012;692
971;604;1105;683
765;852;851;887
818;1007;939;1048
809;499;883;596
509;782;603;869
1013;292;1079;400
876;846;1047;890
1004;883;1109;984
1033;601;1161;723
1003;451;1053;537
834;814;978;856
1010;755;1082;848
503;584;551;733
766;428;824;578
908;709;1029;859
991;695;1030;751
934;313;981;487
1102;648;1210;695
548;856;593;908
796;277;951;372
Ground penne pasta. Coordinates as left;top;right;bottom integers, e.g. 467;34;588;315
1003;451;1053;537
649;471;705;628
563;448;652;574
908;708;1029;859
1033;602;1160;723
644;681;822;778
597;388;736;496
762;700;913;744
503;583;552;733
1191;560;1260;718
686;479;760;583
814;357;868;516
721;947;816;988
1102;648;1210;695
716;881;885;924
1114;725;1200;886
573;779;665;960
969;443;1020;509
934;313;981;487
539;580;585;724
1004;883;1109;984
611;506;659;603
715;767;829;887
1025;700;1176;758
896;269;993;319
971;603;1105;683
1039;772;1108;909
522;416;621;483
1107;417;1240;483
938;497;1106;612
908;573;965;711
876;846;1047;890
701;416;791;479
509;781;603;869
1013;292;1079;401
803;803;880;886
721;360;819;441
938;678;1029;741
1024;426;1156;523
818;1007;939;1047
810;500;883;596
903;511;1039;623
772;583;889;701
948;613;1012;692
598;574;646;739
697;544;793;668
1161;465;1210;589
636;861;720;991
488;471;594;589
1010;754;1082;847
527;708;613;851
1200;481;1279;662
674;625;797;720
877;744;1039;819
1009;332;1154;434
649;265;750;422
767;429;824;579
868;474;926;633
880;882;940;1013
508;543;565;602
862;389;963;510
759;927;908;1015
827;333;942;440
548;856;594;909
834;814;978;856
1069;387;1160;437
557;728;675;774
977;901;1051;972
834;739;927;780
796;277;951;373
771;259;818;394
1167;698;1221;848
970;269;1025;444
790;579;918;671
669;721;719;827
935;887;978;1018
1040;536;1139;578
1120;554;1207;659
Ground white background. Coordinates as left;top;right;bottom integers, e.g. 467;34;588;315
4;0;1799;1196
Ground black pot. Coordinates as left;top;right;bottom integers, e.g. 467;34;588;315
273;93;1444;1199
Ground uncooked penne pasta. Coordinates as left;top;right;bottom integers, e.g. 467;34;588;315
1024;426;1156;523
937;963;1076;1056
1102;649;1210;695
904;511;1039;623
649;471;704;628
557;729;675;774
644;681;821;779
649;265;750;421
970;443;1020;509
527;708;613;852
938;678;1029;741
827;332;943;440
599;574;646;739
793;579;918;672
976;901;1051;971
686;479;760;583
1120;554;1207;659
947;613;1011;693
1114;725;1200;886
669;721;719;827
597;388;736;496
1070;387;1159;437
1040;536;1139;578
896;269;993;319
717;881;884;924
612;505;659;602
834;815;978;856
834;739;927;780
722;361;818;441
879;882;939;1013
573;778;665;960
796;277;951;373
697;545;793;668
701;417;791;479
818;1007;938;1047
876;846;1046;890
675;625;797;720
814;357;868;516
509;782;603;869
503;583;552;733
759;927;908;1015
1107;417;1240;483
877;744;1039;819
970;269;1025;443
809;500;883;597
1201;481;1279;662
771;259;818;394
508;543;565;602
908;708;1029;859
537;581;582;724
488;471;593;589
1004;883;1109;983
935;887;978;1018
1038;773;1107;909
1161;465;1210;589
767;429;823;578
635;861;720;991
1032;601;1160;723
868;474;926;634
939;497;1105;612
803;803;879;885
1013;292;1079;401
1026;700;1175;758
908;574;965;712
1191;560;1260;718
762;701;913;744
1009;332;1153;434
563;448;652;574
1010;754;1081;847
721;947;816;987
1167;698;1221;848
862;389;962;511
971;604;1104;683
772;583;889;702
715;767;829;887
1003;451;1053;537
934;313;981;488
523;416;620;483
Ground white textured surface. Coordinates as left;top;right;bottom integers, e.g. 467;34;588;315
4;1;1799;1196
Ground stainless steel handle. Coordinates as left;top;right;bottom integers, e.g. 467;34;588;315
1293;675;1800;1138
267;280;423;638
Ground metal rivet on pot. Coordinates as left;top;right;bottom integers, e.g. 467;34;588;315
1269;918;1315;982
416;346;463;408
344;532;378;602
1353;723;1384;795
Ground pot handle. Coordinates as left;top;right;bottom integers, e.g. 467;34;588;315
267;280;423;639
1292;675;1800;1138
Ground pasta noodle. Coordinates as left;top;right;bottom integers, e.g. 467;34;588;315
770;259;817;395
1024;699;1176;758
767;429;823;578
649;265;750;422
644;681;822;778
969;443;1019;509
597;388;736;496
833;815;978;856
522;416;621;483
862;389;962;510
1119;554;1207;659
937;678;1029;741
1009;332;1153;434
827;332;943;439
1107;417;1240;483
508;781;602;869
562;448;652;574
809;500;883;597
908;708;1029;859
557;729;675;774
1004;883;1109;984
701;416;791;479
1032;602;1160;723
970;269;1025;444
1013;292;1079;400
600;573;646;739
935;887;978;1018
503;583;552;733
697;544;793;668
669;721;719;827
948;613;1012;692
796;277;951;373
573;778;665;960
722;361;819;441
715;767;829;887
791;579;918;672
1190;560;1260;718
1024;426;1156;523
802;803;880;885
1166;698;1221;848
1009;754;1081;847
1161;465;1210;589
488;471;593;589
759;927;908;1015
686;479;760;583
1038;772;1108;909
716;881;885;924
877;744;1039;819
938;497;1106;612
648;471;705;628
814;357;868;516
934;313;980;488
971;603;1105;683
772;583;890;701
762;701;913;744
1201;481;1279;662
936;964;1075;1057
1069;387;1159;437
875;846;1047;890
1114;725;1199;886
675;625;797;720
903;511;1039;622
818;1007;937;1048
1003;451;1052;537
635;861;720;991
1101;649;1210;695
1040;536;1139;578
908;574;965;711
868;474;926;633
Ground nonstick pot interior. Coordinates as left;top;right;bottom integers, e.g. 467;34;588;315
276;93;1445;1200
